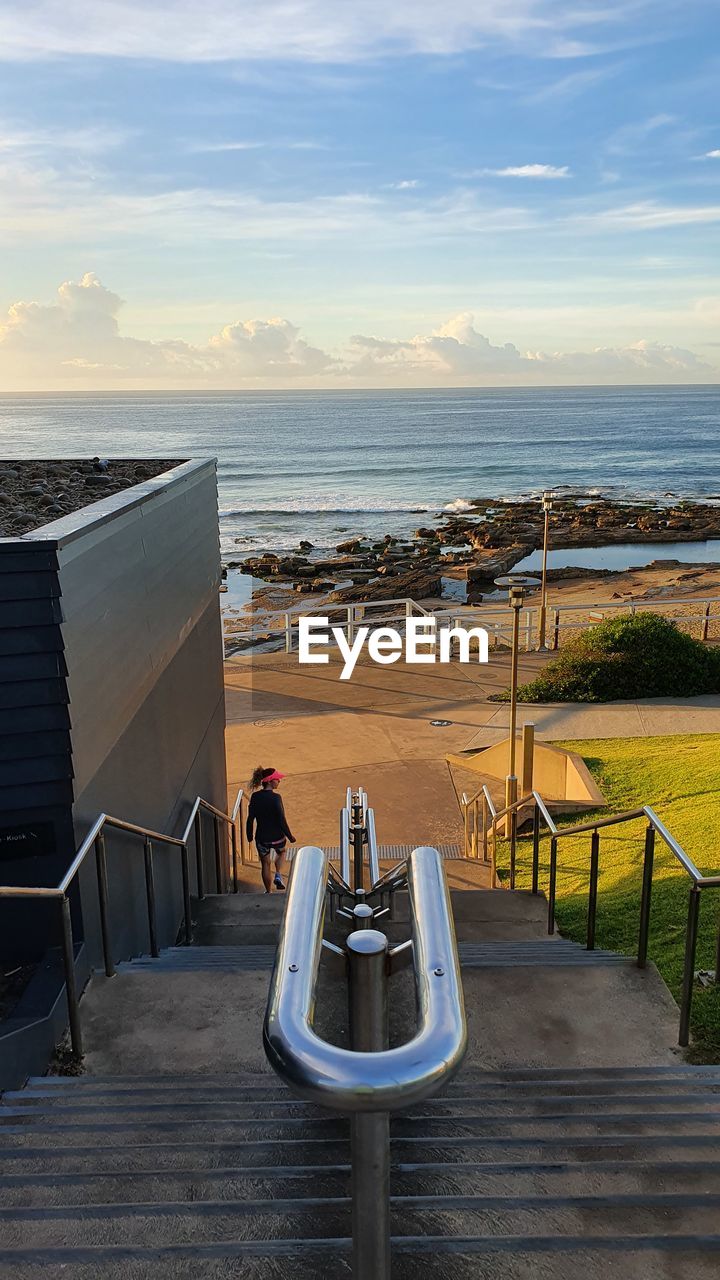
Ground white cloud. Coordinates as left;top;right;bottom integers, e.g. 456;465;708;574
0;1;651;63
346;313;712;383
387;179;420;190
0;279;712;389
0;122;130;155
0;273;334;386
583;201;720;229
704;149;720;159
483;163;570;178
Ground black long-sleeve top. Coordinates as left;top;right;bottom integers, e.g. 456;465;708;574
246;788;295;845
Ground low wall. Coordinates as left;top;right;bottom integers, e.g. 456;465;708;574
0;458;227;968
450;736;605;810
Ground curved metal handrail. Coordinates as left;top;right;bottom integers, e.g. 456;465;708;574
264;844;467;1112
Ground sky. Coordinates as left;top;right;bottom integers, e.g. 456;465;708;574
0;0;719;389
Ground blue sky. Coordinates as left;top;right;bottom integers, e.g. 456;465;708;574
0;0;719;387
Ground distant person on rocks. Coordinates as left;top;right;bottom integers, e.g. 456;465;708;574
246;767;295;893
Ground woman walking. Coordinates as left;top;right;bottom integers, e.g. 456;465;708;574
246;767;296;893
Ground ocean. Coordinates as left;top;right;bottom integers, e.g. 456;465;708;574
0;385;719;564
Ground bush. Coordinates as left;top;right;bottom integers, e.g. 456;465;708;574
508;613;720;703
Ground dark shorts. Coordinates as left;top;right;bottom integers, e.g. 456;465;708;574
256;839;286;859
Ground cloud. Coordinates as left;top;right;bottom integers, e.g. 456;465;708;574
346;313;712;383
0;122;130;155
0;279;712;389
0;1;652;63
386;179;420;189
582;201;720;229
482;164;570;179
704;149;720;159
0;273;334;386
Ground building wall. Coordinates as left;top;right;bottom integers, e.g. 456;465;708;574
0;459;228;965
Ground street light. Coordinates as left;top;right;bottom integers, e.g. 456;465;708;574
495;573;541;833
537;490;554;649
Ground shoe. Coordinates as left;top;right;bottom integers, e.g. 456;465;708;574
274;875;286;891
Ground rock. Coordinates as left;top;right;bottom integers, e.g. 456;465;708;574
298;540;314;551
414;527;439;540
336;539;364;553
326;564;441;604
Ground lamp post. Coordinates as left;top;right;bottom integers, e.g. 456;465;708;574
495;573;541;833
537;490;553;649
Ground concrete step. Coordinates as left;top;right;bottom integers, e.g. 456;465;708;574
3;1111;720;1144
7;1091;720;1119
3;1157;720;1208
116;941;627;973
17;1074;720;1104
3;1236;720;1280
1;1192;720;1249
28;1064;720;1089
4;1132;720;1176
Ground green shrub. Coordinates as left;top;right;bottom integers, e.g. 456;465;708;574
507;613;720;703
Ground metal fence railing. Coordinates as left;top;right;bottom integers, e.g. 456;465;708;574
0;789;247;1060
223;594;720;657
461;785;720;1047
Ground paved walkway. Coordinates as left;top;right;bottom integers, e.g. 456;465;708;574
225;651;720;850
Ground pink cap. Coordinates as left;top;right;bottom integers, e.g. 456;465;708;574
262;770;285;783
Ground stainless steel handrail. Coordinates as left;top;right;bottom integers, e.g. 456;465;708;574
340;804;351;887
0;788;245;1060
366;806;380;887
461;781;720;1045
264;843;467;1112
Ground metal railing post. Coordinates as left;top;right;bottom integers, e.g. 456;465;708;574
285;612;292;653
702;603;711;642
553;609;560;650
679;885;701;1047
347;928;390;1280
531;803;540;895
180;843;193;945
231;821;239;892
194;810;205;900
239;795;249;865
482;795;488;863
143;837;160;958
347;606;355;649
547;836;558;934
587;831;600;950
491;820;498;888
509;809;518;891
94;831;115;977
637;825;655;969
60;894;83;1060
463;794;470;858
213;815;224;894
352;797;364;892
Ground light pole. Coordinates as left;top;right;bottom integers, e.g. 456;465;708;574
495;573;541;833
537;490;553;649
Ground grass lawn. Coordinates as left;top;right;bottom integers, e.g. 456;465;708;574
494;734;720;1061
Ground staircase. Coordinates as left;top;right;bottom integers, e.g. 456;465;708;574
2;1064;720;1276
1;859;719;1275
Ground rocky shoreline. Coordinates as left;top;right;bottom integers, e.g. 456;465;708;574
0;459;181;538
231;494;720;607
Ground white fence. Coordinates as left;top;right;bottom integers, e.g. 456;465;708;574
223;595;720;658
